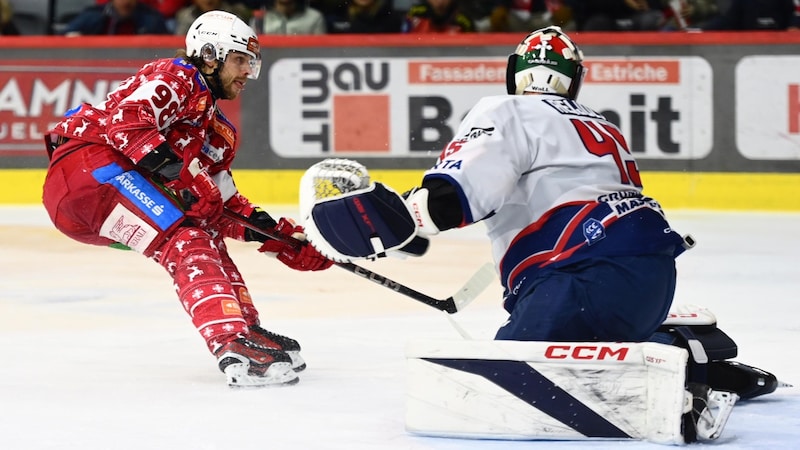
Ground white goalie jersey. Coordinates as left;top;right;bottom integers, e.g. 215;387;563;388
423;93;652;264
421;94;685;306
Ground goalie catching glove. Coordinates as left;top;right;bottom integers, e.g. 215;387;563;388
302;180;437;263
258;217;334;272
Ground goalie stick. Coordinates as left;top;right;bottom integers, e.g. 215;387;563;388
223;210;495;313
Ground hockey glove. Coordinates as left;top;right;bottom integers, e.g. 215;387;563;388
258;217;334;272
170;158;224;223
137;142;181;178
238;208;278;242
304;182;436;262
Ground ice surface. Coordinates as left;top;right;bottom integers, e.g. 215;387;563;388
1;206;798;449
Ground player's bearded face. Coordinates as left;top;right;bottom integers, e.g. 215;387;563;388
219;52;253;100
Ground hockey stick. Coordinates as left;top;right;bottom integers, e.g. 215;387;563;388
222;210;495;314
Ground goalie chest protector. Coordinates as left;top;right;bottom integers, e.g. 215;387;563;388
405;340;690;445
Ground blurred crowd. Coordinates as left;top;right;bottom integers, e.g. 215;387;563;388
1;0;800;36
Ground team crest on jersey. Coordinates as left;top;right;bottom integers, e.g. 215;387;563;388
582;218;605;245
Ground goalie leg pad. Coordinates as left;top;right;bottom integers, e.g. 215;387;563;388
305;182;417;262
405;340;704;445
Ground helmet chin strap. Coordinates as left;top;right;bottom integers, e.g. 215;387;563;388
206;65;227;100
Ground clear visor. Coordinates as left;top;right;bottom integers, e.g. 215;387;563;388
225;51;261;80
248;57;261;80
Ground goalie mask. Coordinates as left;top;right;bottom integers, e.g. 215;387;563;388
506;26;585;99
185;10;262;80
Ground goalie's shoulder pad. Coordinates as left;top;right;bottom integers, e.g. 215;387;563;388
303;182;418;262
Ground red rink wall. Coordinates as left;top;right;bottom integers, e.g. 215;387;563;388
0;33;798;209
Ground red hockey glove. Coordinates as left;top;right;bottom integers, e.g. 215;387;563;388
171;158;223;223
258;218;334;272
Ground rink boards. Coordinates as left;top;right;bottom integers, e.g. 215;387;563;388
1;169;798;211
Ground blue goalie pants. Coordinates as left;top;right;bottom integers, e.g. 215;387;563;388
495;254;677;342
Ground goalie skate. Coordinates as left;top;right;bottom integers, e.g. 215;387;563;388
216;338;299;388
708;360;780;400
682;383;738;442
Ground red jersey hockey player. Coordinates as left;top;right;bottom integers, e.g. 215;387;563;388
41;10;333;387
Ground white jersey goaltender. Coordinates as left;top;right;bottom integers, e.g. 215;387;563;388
297;26;784;444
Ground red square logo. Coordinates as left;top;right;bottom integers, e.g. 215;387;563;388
333;95;390;152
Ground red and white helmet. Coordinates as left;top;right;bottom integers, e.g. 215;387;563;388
506;26;585;99
185;10;261;80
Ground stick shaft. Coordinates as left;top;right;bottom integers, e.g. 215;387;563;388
222;210;461;312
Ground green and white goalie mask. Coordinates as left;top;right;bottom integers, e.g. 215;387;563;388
506;26;586;99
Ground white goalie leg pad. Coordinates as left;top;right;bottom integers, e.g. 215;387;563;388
405;340;698;445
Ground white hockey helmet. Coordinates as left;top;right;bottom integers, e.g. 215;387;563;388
506;26;585;99
185;10;261;80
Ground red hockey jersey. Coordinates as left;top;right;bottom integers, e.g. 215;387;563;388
50;57;237;174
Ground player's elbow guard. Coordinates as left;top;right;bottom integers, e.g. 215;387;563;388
404;188;441;237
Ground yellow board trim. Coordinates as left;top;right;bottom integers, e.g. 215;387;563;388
4;169;799;211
